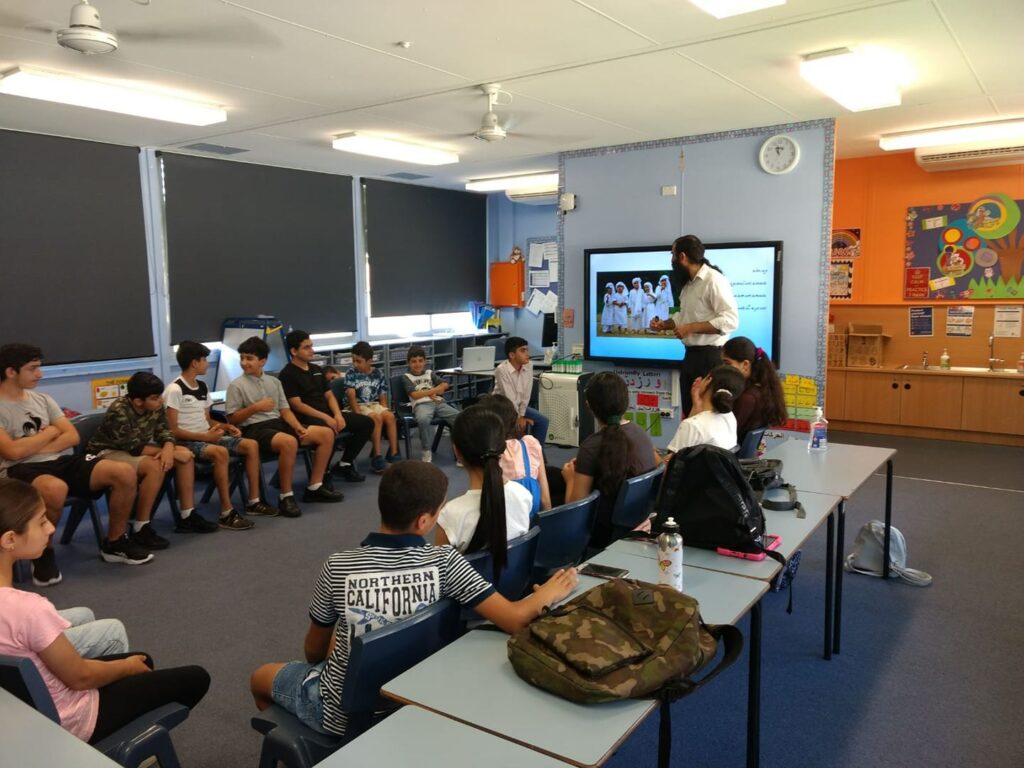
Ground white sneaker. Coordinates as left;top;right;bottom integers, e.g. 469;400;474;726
421;450;432;463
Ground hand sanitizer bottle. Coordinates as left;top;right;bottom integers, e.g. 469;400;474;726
939;348;950;370
808;406;828;452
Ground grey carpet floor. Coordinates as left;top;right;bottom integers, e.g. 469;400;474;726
18;431;1024;767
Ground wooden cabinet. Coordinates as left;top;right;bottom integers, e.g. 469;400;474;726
842;370;964;429
961;378;1024;436
844;371;901;425
898;373;963;430
825;370;846;420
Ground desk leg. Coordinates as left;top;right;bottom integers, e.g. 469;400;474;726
883;459;893;581
833;500;846;655
747;600;762;768
824;511;834;661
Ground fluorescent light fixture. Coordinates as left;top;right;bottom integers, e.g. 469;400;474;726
880;118;1024;151
0;66;226;126
465;172;558;192
689;0;785;19
331;132;458;165
800;47;911;112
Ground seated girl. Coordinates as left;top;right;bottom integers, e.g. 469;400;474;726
559;372;660;549
478;394;550;515
436;407;533;580
0;477;210;744
666;365;746;454
721;336;788;444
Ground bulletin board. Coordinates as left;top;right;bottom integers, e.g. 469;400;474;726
904;193;1024;300
524;237;559;316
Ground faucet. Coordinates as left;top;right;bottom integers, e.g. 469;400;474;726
988;336;1004;371
921;351;928;369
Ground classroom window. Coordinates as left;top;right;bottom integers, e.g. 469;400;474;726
367;312;476;338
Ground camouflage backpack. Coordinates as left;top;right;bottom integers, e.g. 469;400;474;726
507;579;741;766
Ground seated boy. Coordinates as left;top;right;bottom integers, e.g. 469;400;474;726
279;330;373;483
342;341;401;473
164;341;278;531
249;461;578;738
0;343;150;579
226;336;342;518
493;336;549;445
400;345;459;463
87;371;215;550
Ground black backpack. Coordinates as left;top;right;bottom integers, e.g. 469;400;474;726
655;444;775;555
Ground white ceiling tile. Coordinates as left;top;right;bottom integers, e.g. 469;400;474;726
933;0;1024;93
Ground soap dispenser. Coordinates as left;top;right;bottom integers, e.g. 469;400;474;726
939;348;950;370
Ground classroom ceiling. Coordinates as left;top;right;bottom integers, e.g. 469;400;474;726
0;0;1021;189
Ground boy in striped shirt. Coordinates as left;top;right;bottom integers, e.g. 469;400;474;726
249;461;577;738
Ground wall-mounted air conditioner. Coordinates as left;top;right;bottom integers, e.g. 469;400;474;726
505;189;558;205
915;143;1024;172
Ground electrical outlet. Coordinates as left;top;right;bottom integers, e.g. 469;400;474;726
659;409;673;418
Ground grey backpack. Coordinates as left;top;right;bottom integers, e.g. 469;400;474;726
844;520;932;587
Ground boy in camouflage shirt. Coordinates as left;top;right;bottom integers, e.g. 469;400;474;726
87;372;216;550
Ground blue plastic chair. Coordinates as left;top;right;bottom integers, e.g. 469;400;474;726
59;413;109;548
464;526;541;602
737;427;767;459
532;491;600;582
251;599;462;768
0;654;189;768
609;465;664;542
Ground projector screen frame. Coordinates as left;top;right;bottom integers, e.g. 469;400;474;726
583;241;783;368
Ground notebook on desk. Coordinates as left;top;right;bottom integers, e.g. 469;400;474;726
461;346;496;373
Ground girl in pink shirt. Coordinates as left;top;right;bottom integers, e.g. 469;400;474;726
479;394;551;514
0;478;209;743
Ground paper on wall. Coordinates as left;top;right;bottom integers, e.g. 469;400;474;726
994;305;1022;338
525;289;545;315
528;243;546;268
540;290;559;313
528;270;550;288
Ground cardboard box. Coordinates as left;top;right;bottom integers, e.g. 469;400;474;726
846;323;891;368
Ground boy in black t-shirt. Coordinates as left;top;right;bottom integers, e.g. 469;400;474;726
278;331;373;483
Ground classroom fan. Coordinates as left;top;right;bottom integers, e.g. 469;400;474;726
0;0;279;56
457;83;578;146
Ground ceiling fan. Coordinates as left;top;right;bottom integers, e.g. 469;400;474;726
0;0;279;55
474;83;511;142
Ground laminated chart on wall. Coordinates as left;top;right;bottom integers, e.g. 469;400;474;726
614;367;679;437
904;193;1024;300
525;238;559;316
781;374;818;432
92;376;129;410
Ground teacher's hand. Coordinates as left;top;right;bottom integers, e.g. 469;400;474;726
673;323;692;340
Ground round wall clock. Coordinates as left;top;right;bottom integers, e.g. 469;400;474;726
759;134;801;175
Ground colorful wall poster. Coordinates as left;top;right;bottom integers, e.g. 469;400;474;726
829;260;854;300
904;193;1024;300
946;305;975;337
831;228;861;259
904;267;930;299
92;376;129;410
909;307;933;337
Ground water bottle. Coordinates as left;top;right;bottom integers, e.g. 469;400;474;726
808;406;828;452
657;517;684;592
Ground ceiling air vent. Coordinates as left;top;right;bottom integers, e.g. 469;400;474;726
386;172;431;180
914;144;1024;172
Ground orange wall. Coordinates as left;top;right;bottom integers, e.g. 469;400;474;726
832;152;1024;304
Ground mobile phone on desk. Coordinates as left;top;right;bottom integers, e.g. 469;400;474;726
579;563;630;579
716;534;781;561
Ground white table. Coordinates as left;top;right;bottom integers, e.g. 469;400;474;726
0;689;121;768
384;563;766;768
608;490;841;658
762;440;897;656
584;551;768;768
322;706;570;767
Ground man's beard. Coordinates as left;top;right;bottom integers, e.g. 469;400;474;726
672;262;690;288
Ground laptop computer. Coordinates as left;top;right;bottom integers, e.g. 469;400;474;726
461;345;496;373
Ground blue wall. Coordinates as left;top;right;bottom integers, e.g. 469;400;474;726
487;194;558;350
560;120;834;379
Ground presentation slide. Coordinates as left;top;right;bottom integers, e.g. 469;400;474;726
585;243;781;367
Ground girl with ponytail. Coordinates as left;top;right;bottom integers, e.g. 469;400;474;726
436;406;533;581
560;372;660;549
722;336;788;442
666;364;746;453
